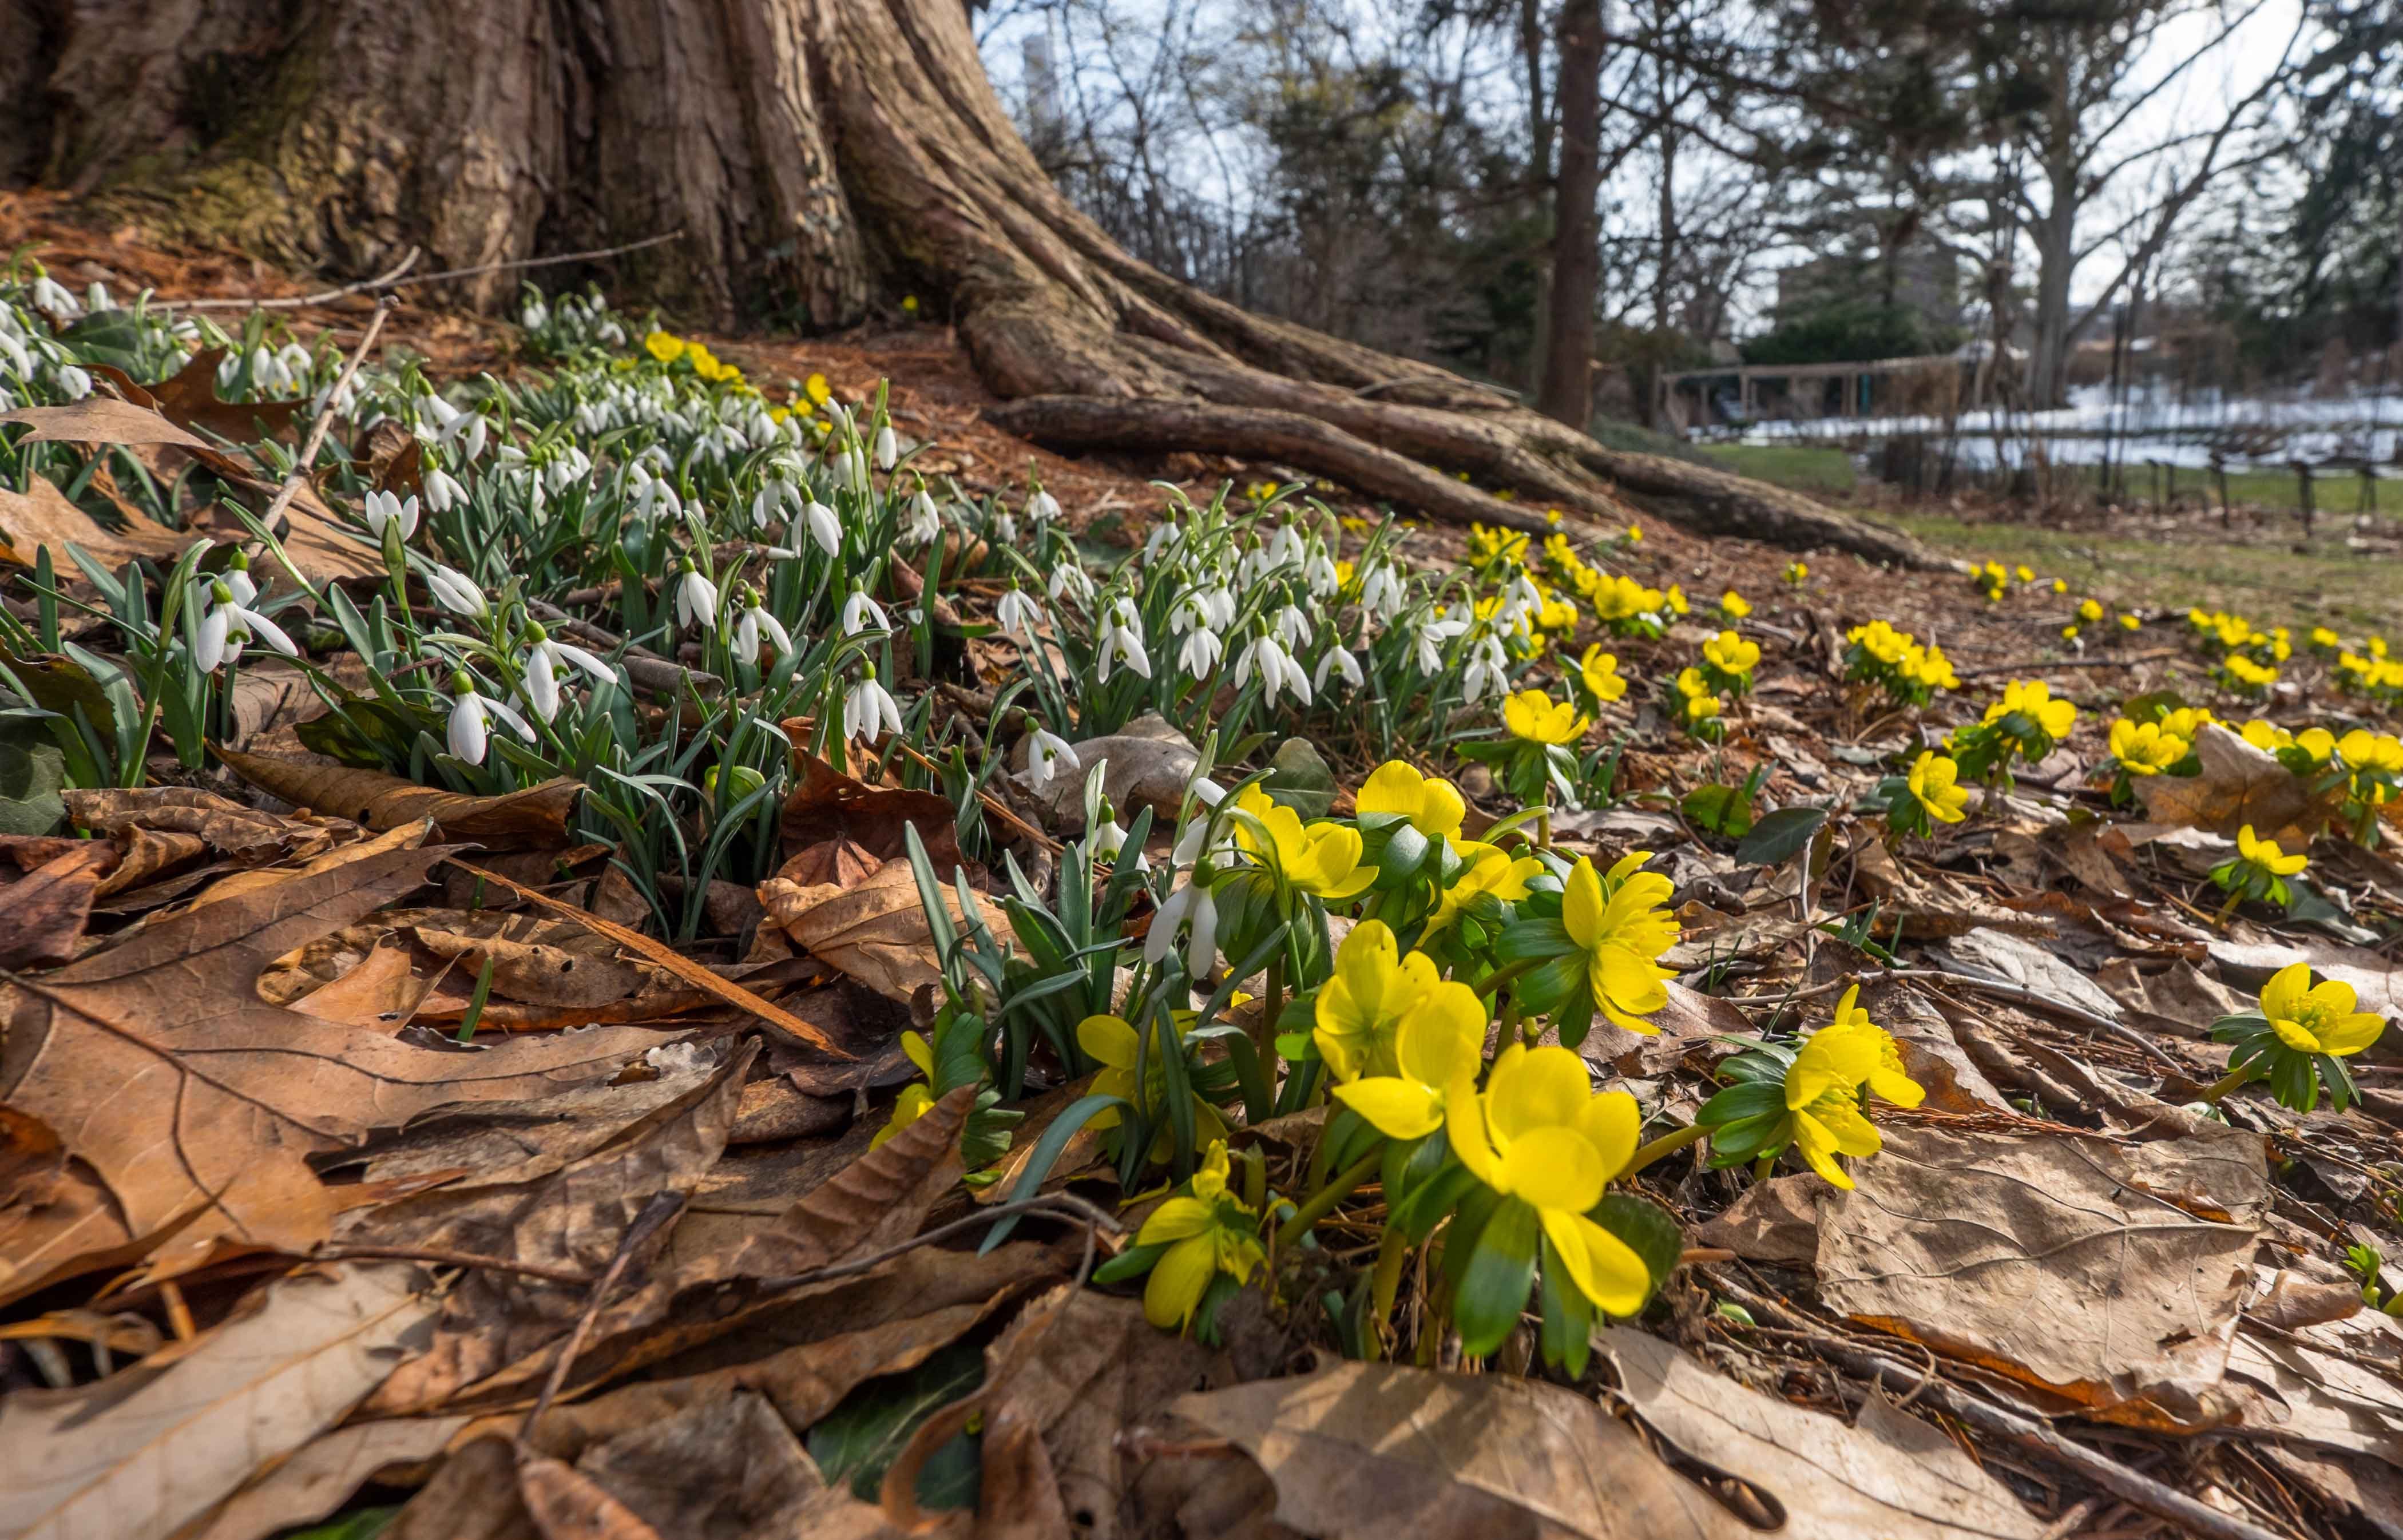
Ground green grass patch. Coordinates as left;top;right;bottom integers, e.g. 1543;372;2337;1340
1884;511;2403;638
1700;443;1856;495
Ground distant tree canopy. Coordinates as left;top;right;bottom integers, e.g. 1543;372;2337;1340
1740;300;1964;366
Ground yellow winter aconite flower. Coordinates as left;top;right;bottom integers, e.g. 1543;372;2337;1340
1702;630;1760;677
2237;824;2307;878
1314;919;1440;1082
902;295;921;313
2051;578;2068;594
1232;786;1376;900
1784;561;1809;585
1781;1028;1886;1189
1905;751;1970;823
2310;626;2342;650
2077;598;2104;623
644;330;686;363
1357;760;1467;842
1136;1142;1264;1331
806;371;832;404
2241;718;2291;752
1720;589;1751;619
1562;852;1678;1033
1080;1013;1227;1153
1984;679;2077;739
2259;963;2384;1057
2118;613;2142;632
2015;565;2035;583
2108;719;2189;776
1579;645;1627;702
1848;620;1912;666
1331;979;1487;1138
2158;706;2214;742
1503;689;1588;745
1427;841;1543;933
1624;523;1643;543
1824;985;1928;1110
1447;1045;1650;1315
870;1030;937;1148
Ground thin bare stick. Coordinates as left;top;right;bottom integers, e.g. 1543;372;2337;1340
172;247;423;311
751;1193;1121;1296
1957;649;2178;680
166;229;685;312
516;1190;685;1455
1876;966;2191;1074
260;297;392;535
315;1245;596;1285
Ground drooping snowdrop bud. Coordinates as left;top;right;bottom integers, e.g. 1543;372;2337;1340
29;274;80;319
424;466;467;514
521;621;618;720
1025;483;1062;523
54;364;92;401
673;558;720;632
1234;632;1311;708
1049;561;1094;608
798;494;840;557
1274;603;1312;648
426;564;490;620
193;578;299;673
1145;858;1219;977
1360;561;1404;621
1177;624;1222;677
873;423;899;471
447;670;536;765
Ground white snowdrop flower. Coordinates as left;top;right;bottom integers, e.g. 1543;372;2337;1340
842;665;903;744
82;281;114;313
53;364;91;401
1026;485;1061;523
992;509;1018;546
362;489;419;543
1234;632;1311;708
996;584;1044;641
1501;571;1542;626
193;581;299;672
1145;863;1219;975
734;598;793;666
1274;602;1312;648
1461;632;1511;704
631;473;681;522
426;564;490;620
674;563;720;631
311;375;355;416
424;466;467;514
522;626;617;720
29;275;80;319
1410;608;1468;674
447;674;536;765
277;342;313;384
1267;523;1305;569
1095;597;1151;681
545;448;589;495
842;446;871;494
796;495;841;558
216;563;257;607
873;423;899;470
841;586;890;637
1314;648;1363;693
1048;561;1094;608
1144;521;1181;563
1303;547;1339;597
1360;561;1404;621
1023;727;1079;790
521;295;551;331
1176;624;1222;677
1090;805;1145;869
901;486;940;547
0;331;30;382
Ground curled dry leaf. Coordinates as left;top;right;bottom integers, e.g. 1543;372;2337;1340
780;749;973;877
414;926;649;1010
760;857;990;1006
0;397;214;451
0;1264;436;1540
0;843;672;1301
0;843;113;968
65;784;329;864
215;748;582;848
1593;1325;2045;1538
516;1455;667;1540
553;1390;829;1540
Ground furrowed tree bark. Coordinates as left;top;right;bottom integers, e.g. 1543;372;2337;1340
1539;0;1605;430
7;0;1948;569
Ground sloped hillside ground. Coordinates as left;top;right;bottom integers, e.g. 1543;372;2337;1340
4;196;2403;1540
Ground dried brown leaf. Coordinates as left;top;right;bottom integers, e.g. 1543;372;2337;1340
0;398;213;451
0;843;670;1298
2132;723;2329;847
0;473;189;567
214;748;581;848
780;752;971;876
0;844;112;967
517;1455;666;1540
1593;1326;2045;1538
178;1415;469;1540
760;857;989;1005
0;1264;435;1540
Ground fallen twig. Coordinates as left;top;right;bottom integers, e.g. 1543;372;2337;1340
1956;649;2178;680
165;230;687;312
314;1244;596;1285
1877;965;2191;1074
171;247;423;311
517;1189;685;1454
754;1193;1121;1296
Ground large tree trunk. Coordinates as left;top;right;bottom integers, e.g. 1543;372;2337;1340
1537;0;1603;429
7;0;1946;567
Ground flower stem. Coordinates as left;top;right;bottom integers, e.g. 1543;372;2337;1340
1260;955;1284;1066
2199;1062;2255;1102
1624;1121;1710;1176
1274;1150;1382;1251
1753;1152;1775;1182
1367;1227;1410;1353
1475;956;1543;999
